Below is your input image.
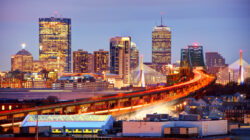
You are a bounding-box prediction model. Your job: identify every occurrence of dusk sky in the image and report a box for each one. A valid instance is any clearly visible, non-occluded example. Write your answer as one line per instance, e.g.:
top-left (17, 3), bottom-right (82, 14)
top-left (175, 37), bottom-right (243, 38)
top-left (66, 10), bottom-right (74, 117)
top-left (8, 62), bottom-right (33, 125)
top-left (0, 0), bottom-right (249, 71)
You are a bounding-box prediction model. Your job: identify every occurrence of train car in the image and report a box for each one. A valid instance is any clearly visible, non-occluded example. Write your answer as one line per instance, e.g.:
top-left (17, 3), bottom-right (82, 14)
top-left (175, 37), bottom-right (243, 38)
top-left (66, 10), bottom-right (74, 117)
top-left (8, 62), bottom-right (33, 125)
top-left (73, 129), bottom-right (83, 134)
top-left (83, 129), bottom-right (92, 134)
top-left (52, 128), bottom-right (62, 134)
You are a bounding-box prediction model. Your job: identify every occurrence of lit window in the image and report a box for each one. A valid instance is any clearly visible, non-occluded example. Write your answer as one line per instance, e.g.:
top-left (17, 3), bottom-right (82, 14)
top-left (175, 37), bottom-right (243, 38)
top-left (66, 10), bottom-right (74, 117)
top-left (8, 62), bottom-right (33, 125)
top-left (9, 105), bottom-right (12, 110)
top-left (2, 105), bottom-right (5, 110)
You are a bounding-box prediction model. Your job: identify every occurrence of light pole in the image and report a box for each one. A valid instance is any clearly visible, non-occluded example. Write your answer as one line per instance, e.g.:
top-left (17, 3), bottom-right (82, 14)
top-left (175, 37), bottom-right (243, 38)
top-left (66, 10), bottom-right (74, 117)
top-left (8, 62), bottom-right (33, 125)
top-left (36, 107), bottom-right (38, 140)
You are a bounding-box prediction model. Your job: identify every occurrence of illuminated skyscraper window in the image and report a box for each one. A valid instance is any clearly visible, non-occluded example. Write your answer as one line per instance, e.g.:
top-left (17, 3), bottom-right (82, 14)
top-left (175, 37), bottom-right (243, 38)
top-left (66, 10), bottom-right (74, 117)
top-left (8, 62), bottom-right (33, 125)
top-left (152, 21), bottom-right (171, 65)
top-left (39, 17), bottom-right (71, 73)
top-left (181, 45), bottom-right (205, 68)
top-left (73, 49), bottom-right (89, 73)
top-left (94, 49), bottom-right (109, 74)
top-left (110, 36), bottom-right (131, 85)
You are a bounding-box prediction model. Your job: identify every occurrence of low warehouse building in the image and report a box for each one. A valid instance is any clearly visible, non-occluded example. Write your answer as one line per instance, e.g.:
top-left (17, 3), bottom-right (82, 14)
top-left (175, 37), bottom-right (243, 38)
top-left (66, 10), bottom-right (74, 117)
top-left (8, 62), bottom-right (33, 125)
top-left (21, 114), bottom-right (114, 135)
top-left (123, 120), bottom-right (228, 137)
top-left (123, 121), bottom-right (168, 137)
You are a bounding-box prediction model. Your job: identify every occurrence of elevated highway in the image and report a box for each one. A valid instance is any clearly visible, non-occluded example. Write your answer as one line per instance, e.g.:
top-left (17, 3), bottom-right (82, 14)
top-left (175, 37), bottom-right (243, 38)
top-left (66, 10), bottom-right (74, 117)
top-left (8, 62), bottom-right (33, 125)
top-left (0, 69), bottom-right (215, 128)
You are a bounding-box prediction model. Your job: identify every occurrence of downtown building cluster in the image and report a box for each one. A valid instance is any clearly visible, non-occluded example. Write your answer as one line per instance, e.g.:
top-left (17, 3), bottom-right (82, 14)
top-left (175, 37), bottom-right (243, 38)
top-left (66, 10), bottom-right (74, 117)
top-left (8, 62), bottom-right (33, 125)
top-left (5, 15), bottom-right (172, 89)
top-left (2, 14), bottom-right (250, 89)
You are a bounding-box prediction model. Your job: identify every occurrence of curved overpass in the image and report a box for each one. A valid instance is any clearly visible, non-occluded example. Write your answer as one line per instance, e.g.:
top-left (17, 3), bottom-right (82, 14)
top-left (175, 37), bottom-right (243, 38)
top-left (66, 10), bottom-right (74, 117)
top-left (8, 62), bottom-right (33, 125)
top-left (0, 69), bottom-right (215, 127)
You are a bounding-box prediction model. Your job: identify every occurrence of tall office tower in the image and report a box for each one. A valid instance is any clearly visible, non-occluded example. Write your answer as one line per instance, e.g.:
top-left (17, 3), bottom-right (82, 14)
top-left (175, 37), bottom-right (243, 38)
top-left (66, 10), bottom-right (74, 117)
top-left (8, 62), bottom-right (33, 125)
top-left (152, 19), bottom-right (171, 67)
top-left (39, 17), bottom-right (71, 73)
top-left (110, 36), bottom-right (131, 85)
top-left (94, 49), bottom-right (109, 74)
top-left (11, 48), bottom-right (33, 72)
top-left (180, 44), bottom-right (205, 68)
top-left (205, 52), bottom-right (226, 67)
top-left (73, 49), bottom-right (89, 73)
top-left (130, 42), bottom-right (139, 70)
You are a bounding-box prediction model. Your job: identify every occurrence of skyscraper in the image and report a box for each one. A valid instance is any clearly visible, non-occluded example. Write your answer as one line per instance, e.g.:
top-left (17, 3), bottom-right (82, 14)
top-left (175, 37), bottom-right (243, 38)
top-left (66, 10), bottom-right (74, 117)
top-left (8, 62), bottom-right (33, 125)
top-left (87, 53), bottom-right (94, 73)
top-left (110, 36), bottom-right (131, 85)
top-left (73, 49), bottom-right (89, 73)
top-left (181, 44), bottom-right (205, 68)
top-left (205, 52), bottom-right (226, 67)
top-left (94, 49), bottom-right (109, 74)
top-left (152, 19), bottom-right (171, 66)
top-left (130, 42), bottom-right (139, 70)
top-left (39, 17), bottom-right (71, 73)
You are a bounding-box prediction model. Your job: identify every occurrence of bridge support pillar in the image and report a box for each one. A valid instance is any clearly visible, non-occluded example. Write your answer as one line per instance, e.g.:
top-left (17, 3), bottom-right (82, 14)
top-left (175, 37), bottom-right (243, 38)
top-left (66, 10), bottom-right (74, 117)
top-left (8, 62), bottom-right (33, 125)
top-left (11, 115), bottom-right (14, 131)
top-left (76, 106), bottom-right (81, 114)
top-left (150, 95), bottom-right (154, 103)
top-left (130, 98), bottom-right (133, 110)
top-left (117, 100), bottom-right (120, 112)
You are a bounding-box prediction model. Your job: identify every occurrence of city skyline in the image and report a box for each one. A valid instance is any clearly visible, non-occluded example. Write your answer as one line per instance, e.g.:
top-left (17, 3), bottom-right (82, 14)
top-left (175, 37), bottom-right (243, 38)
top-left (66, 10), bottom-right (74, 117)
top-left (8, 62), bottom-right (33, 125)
top-left (0, 0), bottom-right (250, 71)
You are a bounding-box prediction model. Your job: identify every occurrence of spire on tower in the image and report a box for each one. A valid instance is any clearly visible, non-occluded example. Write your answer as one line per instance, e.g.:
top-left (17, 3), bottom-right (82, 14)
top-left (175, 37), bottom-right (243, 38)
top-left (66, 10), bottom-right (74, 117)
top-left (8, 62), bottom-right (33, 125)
top-left (160, 11), bottom-right (164, 26)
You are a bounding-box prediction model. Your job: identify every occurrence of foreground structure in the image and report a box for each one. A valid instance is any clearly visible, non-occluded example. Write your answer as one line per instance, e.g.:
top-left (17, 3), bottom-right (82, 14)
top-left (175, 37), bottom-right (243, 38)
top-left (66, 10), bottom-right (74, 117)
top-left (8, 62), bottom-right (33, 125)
top-left (123, 120), bottom-right (227, 137)
top-left (0, 69), bottom-right (215, 129)
top-left (19, 114), bottom-right (114, 135)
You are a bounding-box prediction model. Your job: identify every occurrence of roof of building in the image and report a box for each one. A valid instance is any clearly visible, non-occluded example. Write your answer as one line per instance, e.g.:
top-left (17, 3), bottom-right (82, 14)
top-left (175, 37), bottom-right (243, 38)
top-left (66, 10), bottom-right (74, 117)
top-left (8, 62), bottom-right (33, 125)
top-left (16, 49), bottom-right (32, 56)
top-left (21, 114), bottom-right (114, 128)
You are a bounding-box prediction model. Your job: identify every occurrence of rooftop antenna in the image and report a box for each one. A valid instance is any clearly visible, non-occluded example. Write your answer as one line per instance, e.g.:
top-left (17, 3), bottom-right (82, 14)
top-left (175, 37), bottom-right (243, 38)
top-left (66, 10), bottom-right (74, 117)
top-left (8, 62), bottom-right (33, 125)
top-left (60, 14), bottom-right (63, 20)
top-left (160, 11), bottom-right (164, 26)
top-left (54, 10), bottom-right (58, 18)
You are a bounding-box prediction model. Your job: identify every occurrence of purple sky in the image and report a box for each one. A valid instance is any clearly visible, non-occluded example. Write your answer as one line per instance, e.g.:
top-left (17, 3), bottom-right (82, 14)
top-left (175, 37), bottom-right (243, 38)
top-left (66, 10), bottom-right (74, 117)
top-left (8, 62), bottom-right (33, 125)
top-left (0, 0), bottom-right (249, 71)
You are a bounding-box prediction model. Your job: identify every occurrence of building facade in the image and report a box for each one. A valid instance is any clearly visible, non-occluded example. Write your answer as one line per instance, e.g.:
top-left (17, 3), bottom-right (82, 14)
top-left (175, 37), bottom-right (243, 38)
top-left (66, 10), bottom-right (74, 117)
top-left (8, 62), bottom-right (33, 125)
top-left (94, 49), bottom-right (109, 74)
top-left (87, 53), bottom-right (94, 73)
top-left (39, 17), bottom-right (71, 73)
top-left (11, 49), bottom-right (33, 72)
top-left (205, 52), bottom-right (226, 67)
top-left (181, 45), bottom-right (205, 68)
top-left (73, 49), bottom-right (89, 73)
top-left (110, 36), bottom-right (131, 85)
top-left (130, 42), bottom-right (139, 70)
top-left (152, 24), bottom-right (171, 67)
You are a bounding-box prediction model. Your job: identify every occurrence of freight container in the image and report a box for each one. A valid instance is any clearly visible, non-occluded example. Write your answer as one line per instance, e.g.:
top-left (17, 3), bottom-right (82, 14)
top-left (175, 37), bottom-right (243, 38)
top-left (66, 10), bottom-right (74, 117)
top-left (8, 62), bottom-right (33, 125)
top-left (20, 126), bottom-right (36, 134)
top-left (13, 127), bottom-right (20, 134)
top-left (19, 126), bottom-right (51, 135)
top-left (164, 127), bottom-right (198, 137)
top-left (228, 124), bottom-right (239, 133)
top-left (164, 127), bottom-right (171, 134)
top-left (171, 127), bottom-right (180, 134)
top-left (188, 127), bottom-right (198, 134)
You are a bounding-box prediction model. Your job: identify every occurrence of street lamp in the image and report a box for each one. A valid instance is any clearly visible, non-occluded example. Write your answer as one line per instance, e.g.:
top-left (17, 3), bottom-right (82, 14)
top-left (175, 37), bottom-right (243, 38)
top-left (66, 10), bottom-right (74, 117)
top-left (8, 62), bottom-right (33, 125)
top-left (36, 107), bottom-right (39, 140)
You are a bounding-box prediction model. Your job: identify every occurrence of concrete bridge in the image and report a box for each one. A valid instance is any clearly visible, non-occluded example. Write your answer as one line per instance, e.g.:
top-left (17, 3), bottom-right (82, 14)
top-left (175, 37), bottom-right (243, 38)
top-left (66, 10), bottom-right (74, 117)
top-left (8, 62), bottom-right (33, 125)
top-left (0, 69), bottom-right (215, 128)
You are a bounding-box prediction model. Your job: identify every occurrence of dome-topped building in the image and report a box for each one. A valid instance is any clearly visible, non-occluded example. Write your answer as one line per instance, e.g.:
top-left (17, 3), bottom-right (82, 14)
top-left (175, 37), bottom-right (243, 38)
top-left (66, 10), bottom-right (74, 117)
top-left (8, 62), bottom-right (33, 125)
top-left (16, 49), bottom-right (32, 56)
top-left (11, 48), bottom-right (33, 72)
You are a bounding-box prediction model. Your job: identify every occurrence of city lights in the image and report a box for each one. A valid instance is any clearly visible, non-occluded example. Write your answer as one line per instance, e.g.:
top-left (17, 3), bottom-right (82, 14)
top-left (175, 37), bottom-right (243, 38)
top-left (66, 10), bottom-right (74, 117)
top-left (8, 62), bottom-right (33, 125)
top-left (0, 1), bottom-right (249, 138)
